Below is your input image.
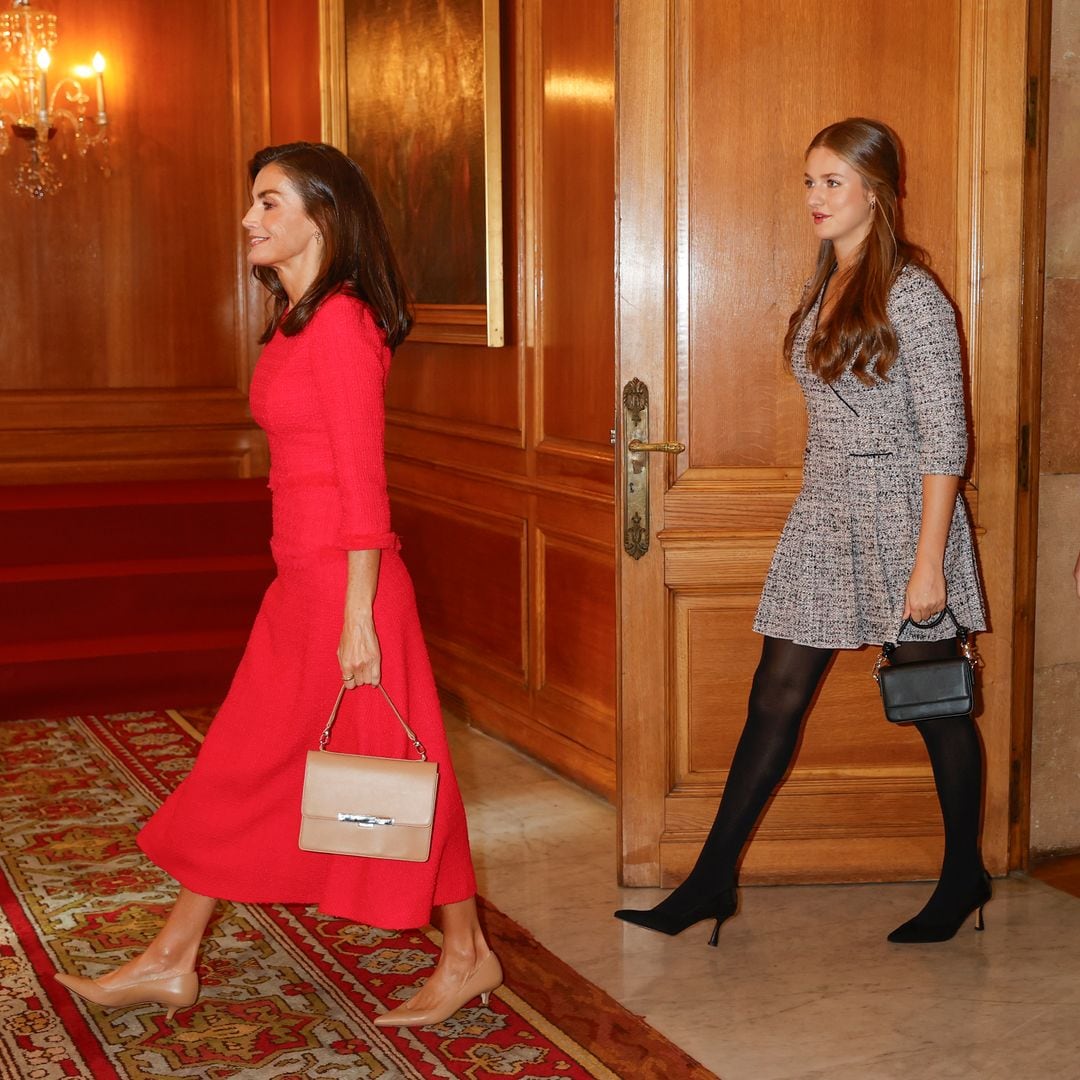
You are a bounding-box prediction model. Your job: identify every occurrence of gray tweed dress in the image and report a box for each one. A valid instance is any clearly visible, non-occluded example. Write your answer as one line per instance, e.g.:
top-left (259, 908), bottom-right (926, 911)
top-left (753, 264), bottom-right (986, 649)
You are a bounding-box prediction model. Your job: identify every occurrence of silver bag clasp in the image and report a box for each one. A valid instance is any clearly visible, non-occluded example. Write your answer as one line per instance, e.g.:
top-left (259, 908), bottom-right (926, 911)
top-left (337, 813), bottom-right (394, 828)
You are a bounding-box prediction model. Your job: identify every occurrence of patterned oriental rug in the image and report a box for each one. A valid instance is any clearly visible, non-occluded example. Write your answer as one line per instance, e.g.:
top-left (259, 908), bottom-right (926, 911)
top-left (0, 709), bottom-right (717, 1080)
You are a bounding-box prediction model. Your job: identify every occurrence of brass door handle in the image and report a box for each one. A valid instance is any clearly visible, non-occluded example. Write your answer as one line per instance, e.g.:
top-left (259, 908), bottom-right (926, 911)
top-left (621, 379), bottom-right (684, 560)
top-left (628, 439), bottom-right (685, 454)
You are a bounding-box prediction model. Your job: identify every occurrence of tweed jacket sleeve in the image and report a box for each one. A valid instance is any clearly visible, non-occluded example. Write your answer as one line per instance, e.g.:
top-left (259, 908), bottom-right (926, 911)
top-left (890, 268), bottom-right (969, 477)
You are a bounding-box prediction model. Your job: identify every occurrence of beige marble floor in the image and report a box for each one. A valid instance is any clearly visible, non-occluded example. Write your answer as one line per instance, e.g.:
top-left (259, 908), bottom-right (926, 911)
top-left (447, 716), bottom-right (1080, 1080)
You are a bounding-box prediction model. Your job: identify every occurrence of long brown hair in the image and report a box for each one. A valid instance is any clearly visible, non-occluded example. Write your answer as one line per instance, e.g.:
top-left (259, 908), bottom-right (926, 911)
top-left (248, 142), bottom-right (413, 350)
top-left (783, 118), bottom-right (926, 384)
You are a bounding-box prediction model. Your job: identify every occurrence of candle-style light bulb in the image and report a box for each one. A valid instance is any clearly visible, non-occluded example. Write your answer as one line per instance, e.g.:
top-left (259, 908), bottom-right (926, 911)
top-left (91, 52), bottom-right (107, 120)
top-left (36, 49), bottom-right (50, 125)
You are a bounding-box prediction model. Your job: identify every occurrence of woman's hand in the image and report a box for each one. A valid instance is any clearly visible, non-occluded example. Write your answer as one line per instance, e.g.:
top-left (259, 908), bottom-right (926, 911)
top-left (903, 557), bottom-right (948, 624)
top-left (339, 613), bottom-right (381, 688)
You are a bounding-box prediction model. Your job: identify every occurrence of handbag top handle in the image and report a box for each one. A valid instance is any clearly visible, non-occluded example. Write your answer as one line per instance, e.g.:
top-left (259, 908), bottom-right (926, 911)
top-left (883, 604), bottom-right (970, 657)
top-left (318, 683), bottom-right (428, 762)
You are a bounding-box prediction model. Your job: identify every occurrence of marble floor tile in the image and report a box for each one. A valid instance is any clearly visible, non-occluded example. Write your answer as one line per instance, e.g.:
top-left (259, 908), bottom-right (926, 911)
top-left (447, 717), bottom-right (1080, 1080)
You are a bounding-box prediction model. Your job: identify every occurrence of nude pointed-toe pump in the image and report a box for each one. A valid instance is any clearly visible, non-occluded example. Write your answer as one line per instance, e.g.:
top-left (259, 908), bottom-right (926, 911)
top-left (374, 951), bottom-right (502, 1029)
top-left (54, 970), bottom-right (200, 1021)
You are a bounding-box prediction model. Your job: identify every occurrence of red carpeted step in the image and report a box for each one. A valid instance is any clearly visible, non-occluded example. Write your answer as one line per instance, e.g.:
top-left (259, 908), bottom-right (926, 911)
top-left (0, 480), bottom-right (273, 717)
top-left (0, 562), bottom-right (274, 645)
top-left (0, 640), bottom-right (248, 720)
top-left (0, 480), bottom-right (272, 565)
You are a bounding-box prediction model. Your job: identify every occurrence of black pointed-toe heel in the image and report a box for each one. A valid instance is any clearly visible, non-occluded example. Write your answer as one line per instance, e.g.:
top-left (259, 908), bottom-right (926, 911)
top-left (887, 871), bottom-right (992, 944)
top-left (974, 901), bottom-right (986, 932)
top-left (615, 887), bottom-right (737, 946)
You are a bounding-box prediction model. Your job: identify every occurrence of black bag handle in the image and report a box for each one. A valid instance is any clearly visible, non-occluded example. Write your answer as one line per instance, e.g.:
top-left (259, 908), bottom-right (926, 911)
top-left (882, 604), bottom-right (970, 659)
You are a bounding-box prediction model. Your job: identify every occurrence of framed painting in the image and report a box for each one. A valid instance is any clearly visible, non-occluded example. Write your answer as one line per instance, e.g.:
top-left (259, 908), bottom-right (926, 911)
top-left (319, 0), bottom-right (505, 346)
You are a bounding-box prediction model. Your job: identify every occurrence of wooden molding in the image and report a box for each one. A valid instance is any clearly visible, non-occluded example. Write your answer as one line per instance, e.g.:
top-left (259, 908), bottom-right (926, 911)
top-left (664, 835), bottom-right (947, 886)
top-left (965, 0), bottom-right (1030, 875)
top-left (317, 0), bottom-right (347, 149)
top-left (669, 770), bottom-right (938, 800)
top-left (1009, 0), bottom-right (1052, 870)
top-left (614, 0), bottom-right (675, 886)
top-left (535, 436), bottom-right (615, 464)
top-left (387, 408), bottom-right (523, 448)
top-left (388, 444), bottom-right (615, 507)
top-left (447, 681), bottom-right (616, 798)
top-left (409, 304), bottom-right (493, 346)
top-left (0, 389), bottom-right (254, 431)
top-left (535, 529), bottom-right (615, 716)
top-left (424, 628), bottom-right (527, 684)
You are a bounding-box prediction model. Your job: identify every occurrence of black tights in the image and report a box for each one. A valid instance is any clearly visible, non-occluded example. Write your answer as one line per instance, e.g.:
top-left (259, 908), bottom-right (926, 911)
top-left (678, 636), bottom-right (985, 914)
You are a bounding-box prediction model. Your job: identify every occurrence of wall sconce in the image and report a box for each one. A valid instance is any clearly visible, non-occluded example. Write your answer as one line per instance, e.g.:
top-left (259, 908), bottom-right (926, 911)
top-left (0, 0), bottom-right (109, 199)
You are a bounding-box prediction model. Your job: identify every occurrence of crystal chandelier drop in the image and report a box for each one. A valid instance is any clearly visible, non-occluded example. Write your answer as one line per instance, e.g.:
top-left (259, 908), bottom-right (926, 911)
top-left (0, 0), bottom-right (109, 198)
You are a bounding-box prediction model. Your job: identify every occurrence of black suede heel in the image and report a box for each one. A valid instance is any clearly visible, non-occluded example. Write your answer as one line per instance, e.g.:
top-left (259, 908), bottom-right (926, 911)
top-left (615, 887), bottom-right (738, 946)
top-left (887, 870), bottom-right (992, 943)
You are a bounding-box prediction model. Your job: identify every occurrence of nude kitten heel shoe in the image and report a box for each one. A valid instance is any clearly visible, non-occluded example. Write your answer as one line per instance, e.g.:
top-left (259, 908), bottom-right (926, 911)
top-left (54, 971), bottom-right (200, 1021)
top-left (374, 950), bottom-right (502, 1028)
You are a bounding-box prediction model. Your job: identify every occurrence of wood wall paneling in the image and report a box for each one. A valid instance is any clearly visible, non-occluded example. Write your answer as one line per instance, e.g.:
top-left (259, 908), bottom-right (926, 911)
top-left (0, 0), bottom-right (619, 800)
top-left (391, 493), bottom-right (527, 681)
top-left (378, 0), bottom-right (618, 796)
top-left (538, 0), bottom-right (616, 451)
top-left (0, 0), bottom-right (271, 483)
top-left (268, 0), bottom-right (323, 143)
top-left (538, 530), bottom-right (616, 755)
top-left (684, 0), bottom-right (960, 472)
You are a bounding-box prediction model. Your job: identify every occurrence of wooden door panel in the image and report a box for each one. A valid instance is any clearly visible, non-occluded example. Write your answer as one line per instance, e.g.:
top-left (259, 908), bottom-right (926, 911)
top-left (541, 536), bottom-right (617, 722)
top-left (618, 0), bottom-right (1030, 886)
top-left (674, 600), bottom-right (931, 777)
top-left (674, 596), bottom-right (762, 778)
top-left (683, 0), bottom-right (962, 472)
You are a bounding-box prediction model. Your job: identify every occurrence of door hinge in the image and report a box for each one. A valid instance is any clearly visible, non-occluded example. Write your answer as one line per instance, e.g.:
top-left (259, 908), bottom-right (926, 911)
top-left (1018, 422), bottom-right (1031, 491)
top-left (1008, 757), bottom-right (1023, 827)
top-left (1025, 75), bottom-right (1039, 149)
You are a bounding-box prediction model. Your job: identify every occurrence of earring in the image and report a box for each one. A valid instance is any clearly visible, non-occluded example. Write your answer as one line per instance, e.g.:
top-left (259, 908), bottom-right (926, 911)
top-left (314, 231), bottom-right (322, 243)
top-left (869, 199), bottom-right (877, 212)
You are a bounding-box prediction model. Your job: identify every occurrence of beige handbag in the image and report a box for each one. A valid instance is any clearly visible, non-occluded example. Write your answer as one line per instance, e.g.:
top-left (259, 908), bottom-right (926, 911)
top-left (299, 683), bottom-right (439, 862)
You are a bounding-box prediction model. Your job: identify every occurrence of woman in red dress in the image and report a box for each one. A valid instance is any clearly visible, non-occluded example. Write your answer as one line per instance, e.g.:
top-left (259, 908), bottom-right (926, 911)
top-left (55, 143), bottom-right (501, 1028)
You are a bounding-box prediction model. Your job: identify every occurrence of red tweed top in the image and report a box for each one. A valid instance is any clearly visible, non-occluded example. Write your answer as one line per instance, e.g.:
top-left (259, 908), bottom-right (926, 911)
top-left (252, 291), bottom-right (398, 555)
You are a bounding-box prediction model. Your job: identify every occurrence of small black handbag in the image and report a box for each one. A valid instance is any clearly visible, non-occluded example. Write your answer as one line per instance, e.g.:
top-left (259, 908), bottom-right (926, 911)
top-left (874, 606), bottom-right (979, 724)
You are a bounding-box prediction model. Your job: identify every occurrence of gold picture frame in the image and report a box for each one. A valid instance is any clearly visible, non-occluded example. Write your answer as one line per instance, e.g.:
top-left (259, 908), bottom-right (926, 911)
top-left (319, 0), bottom-right (504, 347)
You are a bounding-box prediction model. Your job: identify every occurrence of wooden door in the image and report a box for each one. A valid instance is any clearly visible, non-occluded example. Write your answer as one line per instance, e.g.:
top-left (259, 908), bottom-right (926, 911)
top-left (616, 0), bottom-right (1033, 886)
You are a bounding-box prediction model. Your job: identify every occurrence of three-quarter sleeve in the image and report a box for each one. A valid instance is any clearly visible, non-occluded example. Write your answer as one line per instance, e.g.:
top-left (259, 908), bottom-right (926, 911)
top-left (895, 272), bottom-right (969, 476)
top-left (306, 295), bottom-right (397, 550)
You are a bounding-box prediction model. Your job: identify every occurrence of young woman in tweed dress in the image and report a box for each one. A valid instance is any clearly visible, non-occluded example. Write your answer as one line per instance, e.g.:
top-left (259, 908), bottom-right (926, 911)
top-left (616, 118), bottom-right (989, 946)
